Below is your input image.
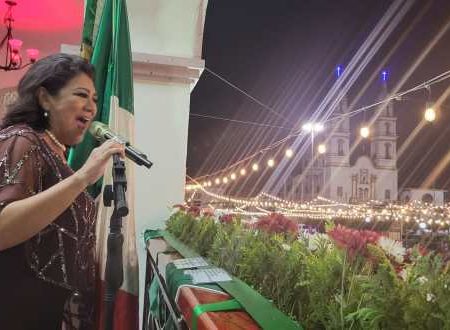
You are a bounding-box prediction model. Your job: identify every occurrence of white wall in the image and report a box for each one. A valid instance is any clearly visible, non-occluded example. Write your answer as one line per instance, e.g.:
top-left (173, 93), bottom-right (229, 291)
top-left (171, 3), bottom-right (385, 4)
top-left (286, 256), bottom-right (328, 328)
top-left (400, 189), bottom-right (446, 206)
top-left (128, 0), bottom-right (205, 58)
top-left (325, 166), bottom-right (350, 201)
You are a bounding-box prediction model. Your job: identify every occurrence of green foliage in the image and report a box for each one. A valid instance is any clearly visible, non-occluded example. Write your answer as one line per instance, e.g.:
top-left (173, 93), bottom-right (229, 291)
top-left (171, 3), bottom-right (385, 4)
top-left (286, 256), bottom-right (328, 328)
top-left (165, 211), bottom-right (450, 329)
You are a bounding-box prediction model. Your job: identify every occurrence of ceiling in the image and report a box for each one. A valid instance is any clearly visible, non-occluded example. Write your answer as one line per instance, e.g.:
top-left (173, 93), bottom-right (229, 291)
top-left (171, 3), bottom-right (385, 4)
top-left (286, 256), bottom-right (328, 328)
top-left (0, 0), bottom-right (84, 88)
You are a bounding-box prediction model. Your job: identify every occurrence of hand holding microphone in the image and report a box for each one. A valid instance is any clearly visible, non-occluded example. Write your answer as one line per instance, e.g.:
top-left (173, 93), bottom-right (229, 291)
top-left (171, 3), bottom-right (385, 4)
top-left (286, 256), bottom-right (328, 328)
top-left (88, 121), bottom-right (153, 169)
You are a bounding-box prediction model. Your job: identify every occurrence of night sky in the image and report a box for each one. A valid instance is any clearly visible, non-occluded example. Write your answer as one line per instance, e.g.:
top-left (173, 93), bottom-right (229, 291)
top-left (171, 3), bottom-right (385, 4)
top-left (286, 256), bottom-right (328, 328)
top-left (188, 0), bottom-right (450, 196)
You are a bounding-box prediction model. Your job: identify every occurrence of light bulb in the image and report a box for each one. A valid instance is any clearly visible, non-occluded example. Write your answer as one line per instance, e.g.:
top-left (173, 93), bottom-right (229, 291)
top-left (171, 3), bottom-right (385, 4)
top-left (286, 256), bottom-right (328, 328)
top-left (424, 107), bottom-right (436, 122)
top-left (360, 126), bottom-right (370, 138)
top-left (8, 39), bottom-right (23, 53)
top-left (252, 163), bottom-right (259, 171)
top-left (240, 168), bottom-right (246, 176)
top-left (26, 48), bottom-right (39, 62)
top-left (285, 148), bottom-right (293, 158)
top-left (317, 144), bottom-right (326, 154)
top-left (267, 159), bottom-right (275, 167)
top-left (302, 123), bottom-right (313, 132)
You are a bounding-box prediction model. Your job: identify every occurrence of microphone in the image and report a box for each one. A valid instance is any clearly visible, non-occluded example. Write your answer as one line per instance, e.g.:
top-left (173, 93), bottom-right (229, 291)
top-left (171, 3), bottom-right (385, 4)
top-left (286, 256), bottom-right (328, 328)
top-left (89, 121), bottom-right (153, 169)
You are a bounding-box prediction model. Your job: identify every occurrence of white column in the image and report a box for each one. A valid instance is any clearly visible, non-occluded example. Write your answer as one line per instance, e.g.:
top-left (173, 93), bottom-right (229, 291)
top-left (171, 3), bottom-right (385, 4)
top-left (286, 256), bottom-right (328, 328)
top-left (127, 1), bottom-right (208, 326)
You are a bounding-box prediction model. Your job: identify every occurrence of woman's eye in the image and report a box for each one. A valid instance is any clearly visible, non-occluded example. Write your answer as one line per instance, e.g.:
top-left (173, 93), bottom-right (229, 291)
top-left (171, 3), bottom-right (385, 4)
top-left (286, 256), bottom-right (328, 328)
top-left (75, 92), bottom-right (88, 98)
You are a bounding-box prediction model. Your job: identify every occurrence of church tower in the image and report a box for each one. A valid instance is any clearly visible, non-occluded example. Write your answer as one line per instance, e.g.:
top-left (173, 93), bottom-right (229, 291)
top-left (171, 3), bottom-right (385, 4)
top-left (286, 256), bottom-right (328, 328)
top-left (326, 96), bottom-right (351, 168)
top-left (370, 72), bottom-right (397, 171)
top-left (368, 71), bottom-right (398, 201)
top-left (321, 94), bottom-right (352, 201)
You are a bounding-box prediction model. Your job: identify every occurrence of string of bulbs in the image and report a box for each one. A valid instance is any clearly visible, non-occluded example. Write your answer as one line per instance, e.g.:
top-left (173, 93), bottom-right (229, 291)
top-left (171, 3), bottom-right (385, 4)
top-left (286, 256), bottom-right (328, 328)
top-left (191, 68), bottom-right (450, 186)
top-left (185, 178), bottom-right (450, 228)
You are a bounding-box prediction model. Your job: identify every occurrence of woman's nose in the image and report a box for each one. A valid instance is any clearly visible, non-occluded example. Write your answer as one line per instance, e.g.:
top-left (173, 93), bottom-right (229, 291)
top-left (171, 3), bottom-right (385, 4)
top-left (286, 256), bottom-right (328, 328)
top-left (85, 97), bottom-right (97, 114)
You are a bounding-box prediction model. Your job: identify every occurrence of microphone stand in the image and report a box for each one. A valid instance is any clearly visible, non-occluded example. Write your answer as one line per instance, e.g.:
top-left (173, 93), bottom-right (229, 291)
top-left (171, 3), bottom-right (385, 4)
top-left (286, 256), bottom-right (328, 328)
top-left (103, 154), bottom-right (129, 330)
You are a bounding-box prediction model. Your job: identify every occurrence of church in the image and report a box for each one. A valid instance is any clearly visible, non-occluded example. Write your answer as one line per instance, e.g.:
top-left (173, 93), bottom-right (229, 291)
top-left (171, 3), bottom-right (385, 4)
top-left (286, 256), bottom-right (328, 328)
top-left (289, 82), bottom-right (398, 203)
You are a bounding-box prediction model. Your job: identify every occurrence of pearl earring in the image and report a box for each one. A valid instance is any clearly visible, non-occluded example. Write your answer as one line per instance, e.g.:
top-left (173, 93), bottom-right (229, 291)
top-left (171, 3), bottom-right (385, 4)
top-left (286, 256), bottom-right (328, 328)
top-left (43, 111), bottom-right (49, 118)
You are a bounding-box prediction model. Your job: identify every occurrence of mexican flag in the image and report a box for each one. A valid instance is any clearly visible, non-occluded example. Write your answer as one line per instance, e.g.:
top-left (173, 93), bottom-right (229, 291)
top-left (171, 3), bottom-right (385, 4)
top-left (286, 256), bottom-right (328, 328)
top-left (68, 0), bottom-right (138, 328)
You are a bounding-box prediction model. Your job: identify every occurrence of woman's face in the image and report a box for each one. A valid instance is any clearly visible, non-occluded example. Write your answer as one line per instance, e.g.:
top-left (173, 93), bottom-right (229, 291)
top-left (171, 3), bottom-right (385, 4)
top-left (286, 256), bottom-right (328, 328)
top-left (43, 73), bottom-right (97, 146)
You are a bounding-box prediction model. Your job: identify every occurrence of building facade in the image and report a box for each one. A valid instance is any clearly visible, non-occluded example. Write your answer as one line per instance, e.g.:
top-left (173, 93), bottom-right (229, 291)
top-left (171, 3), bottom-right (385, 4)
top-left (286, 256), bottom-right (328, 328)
top-left (400, 188), bottom-right (446, 206)
top-left (290, 84), bottom-right (398, 203)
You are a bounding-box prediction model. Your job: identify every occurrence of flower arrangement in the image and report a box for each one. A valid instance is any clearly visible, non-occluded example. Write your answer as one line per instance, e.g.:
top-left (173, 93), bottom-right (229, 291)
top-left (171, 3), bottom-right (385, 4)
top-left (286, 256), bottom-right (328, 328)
top-left (255, 212), bottom-right (299, 235)
top-left (165, 209), bottom-right (450, 329)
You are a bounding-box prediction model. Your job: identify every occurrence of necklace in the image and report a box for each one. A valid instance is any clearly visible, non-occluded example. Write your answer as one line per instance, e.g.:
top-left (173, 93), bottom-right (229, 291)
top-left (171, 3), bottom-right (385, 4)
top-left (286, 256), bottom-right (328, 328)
top-left (45, 129), bottom-right (67, 153)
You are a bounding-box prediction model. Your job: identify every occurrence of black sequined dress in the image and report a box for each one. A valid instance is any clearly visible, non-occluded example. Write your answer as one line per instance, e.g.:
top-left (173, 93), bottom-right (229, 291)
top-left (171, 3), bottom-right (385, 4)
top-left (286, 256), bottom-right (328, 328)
top-left (0, 125), bottom-right (97, 329)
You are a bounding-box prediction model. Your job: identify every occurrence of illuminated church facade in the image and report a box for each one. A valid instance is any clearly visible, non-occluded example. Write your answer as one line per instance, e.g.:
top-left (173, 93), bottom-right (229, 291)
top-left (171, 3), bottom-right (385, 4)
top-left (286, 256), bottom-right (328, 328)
top-left (289, 85), bottom-right (398, 203)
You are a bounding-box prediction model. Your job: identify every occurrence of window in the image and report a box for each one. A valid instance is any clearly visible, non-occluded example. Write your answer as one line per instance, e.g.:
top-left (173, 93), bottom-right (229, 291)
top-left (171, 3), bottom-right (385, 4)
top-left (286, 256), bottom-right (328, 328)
top-left (422, 193), bottom-right (434, 204)
top-left (384, 143), bottom-right (392, 159)
top-left (360, 169), bottom-right (368, 184)
top-left (385, 122), bottom-right (391, 135)
top-left (363, 188), bottom-right (369, 200)
top-left (337, 186), bottom-right (343, 199)
top-left (338, 139), bottom-right (345, 156)
top-left (385, 189), bottom-right (391, 200)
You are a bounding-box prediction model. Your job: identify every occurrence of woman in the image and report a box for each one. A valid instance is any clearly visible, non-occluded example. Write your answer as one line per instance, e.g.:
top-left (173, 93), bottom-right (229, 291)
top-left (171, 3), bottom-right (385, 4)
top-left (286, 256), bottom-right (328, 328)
top-left (0, 53), bottom-right (125, 329)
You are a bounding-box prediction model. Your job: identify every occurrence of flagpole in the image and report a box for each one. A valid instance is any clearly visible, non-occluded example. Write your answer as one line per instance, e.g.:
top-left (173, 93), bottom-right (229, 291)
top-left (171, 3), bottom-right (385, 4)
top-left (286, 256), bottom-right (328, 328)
top-left (103, 154), bottom-right (128, 330)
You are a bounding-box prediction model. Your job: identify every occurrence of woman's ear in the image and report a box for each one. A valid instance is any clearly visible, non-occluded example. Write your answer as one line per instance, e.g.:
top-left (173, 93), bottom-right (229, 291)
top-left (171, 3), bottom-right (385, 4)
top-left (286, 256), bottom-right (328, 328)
top-left (36, 87), bottom-right (52, 111)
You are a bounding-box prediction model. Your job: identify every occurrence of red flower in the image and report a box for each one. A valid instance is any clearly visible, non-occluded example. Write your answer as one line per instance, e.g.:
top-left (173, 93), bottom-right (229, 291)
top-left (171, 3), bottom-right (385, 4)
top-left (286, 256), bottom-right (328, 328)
top-left (255, 213), bottom-right (298, 235)
top-left (187, 206), bottom-right (201, 217)
top-left (417, 243), bottom-right (429, 257)
top-left (219, 214), bottom-right (234, 224)
top-left (328, 225), bottom-right (380, 258)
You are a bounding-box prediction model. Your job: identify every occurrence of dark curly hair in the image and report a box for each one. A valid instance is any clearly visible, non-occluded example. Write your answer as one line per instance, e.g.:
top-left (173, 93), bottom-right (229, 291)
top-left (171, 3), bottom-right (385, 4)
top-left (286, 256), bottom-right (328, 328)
top-left (1, 53), bottom-right (95, 130)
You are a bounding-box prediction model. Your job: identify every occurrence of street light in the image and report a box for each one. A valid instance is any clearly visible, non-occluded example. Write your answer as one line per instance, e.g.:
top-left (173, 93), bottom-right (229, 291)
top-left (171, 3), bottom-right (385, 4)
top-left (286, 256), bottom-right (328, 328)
top-left (302, 122), bottom-right (324, 199)
top-left (302, 122), bottom-right (325, 161)
top-left (302, 122), bottom-right (324, 133)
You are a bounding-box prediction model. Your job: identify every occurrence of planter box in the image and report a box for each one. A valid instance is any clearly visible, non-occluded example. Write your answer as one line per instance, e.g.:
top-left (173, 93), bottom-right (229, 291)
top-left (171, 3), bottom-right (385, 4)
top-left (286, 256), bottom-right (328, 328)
top-left (143, 231), bottom-right (302, 330)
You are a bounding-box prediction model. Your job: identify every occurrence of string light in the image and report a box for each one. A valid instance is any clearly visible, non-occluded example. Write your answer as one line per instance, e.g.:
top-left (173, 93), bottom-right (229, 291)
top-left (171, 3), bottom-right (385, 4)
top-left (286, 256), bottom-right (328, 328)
top-left (193, 69), bottom-right (450, 182)
top-left (181, 187), bottom-right (450, 226)
top-left (252, 163), bottom-right (259, 171)
top-left (267, 159), bottom-right (275, 167)
top-left (424, 107), bottom-right (436, 122)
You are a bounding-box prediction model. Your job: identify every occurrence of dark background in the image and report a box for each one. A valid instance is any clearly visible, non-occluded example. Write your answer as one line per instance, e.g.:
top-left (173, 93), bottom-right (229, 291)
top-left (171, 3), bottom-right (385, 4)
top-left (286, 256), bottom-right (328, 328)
top-left (188, 0), bottom-right (450, 196)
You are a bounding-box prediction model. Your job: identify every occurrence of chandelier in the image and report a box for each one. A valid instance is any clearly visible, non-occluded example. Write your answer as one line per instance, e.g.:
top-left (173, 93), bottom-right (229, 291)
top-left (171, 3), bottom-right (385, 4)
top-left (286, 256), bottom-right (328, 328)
top-left (0, 0), bottom-right (39, 71)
